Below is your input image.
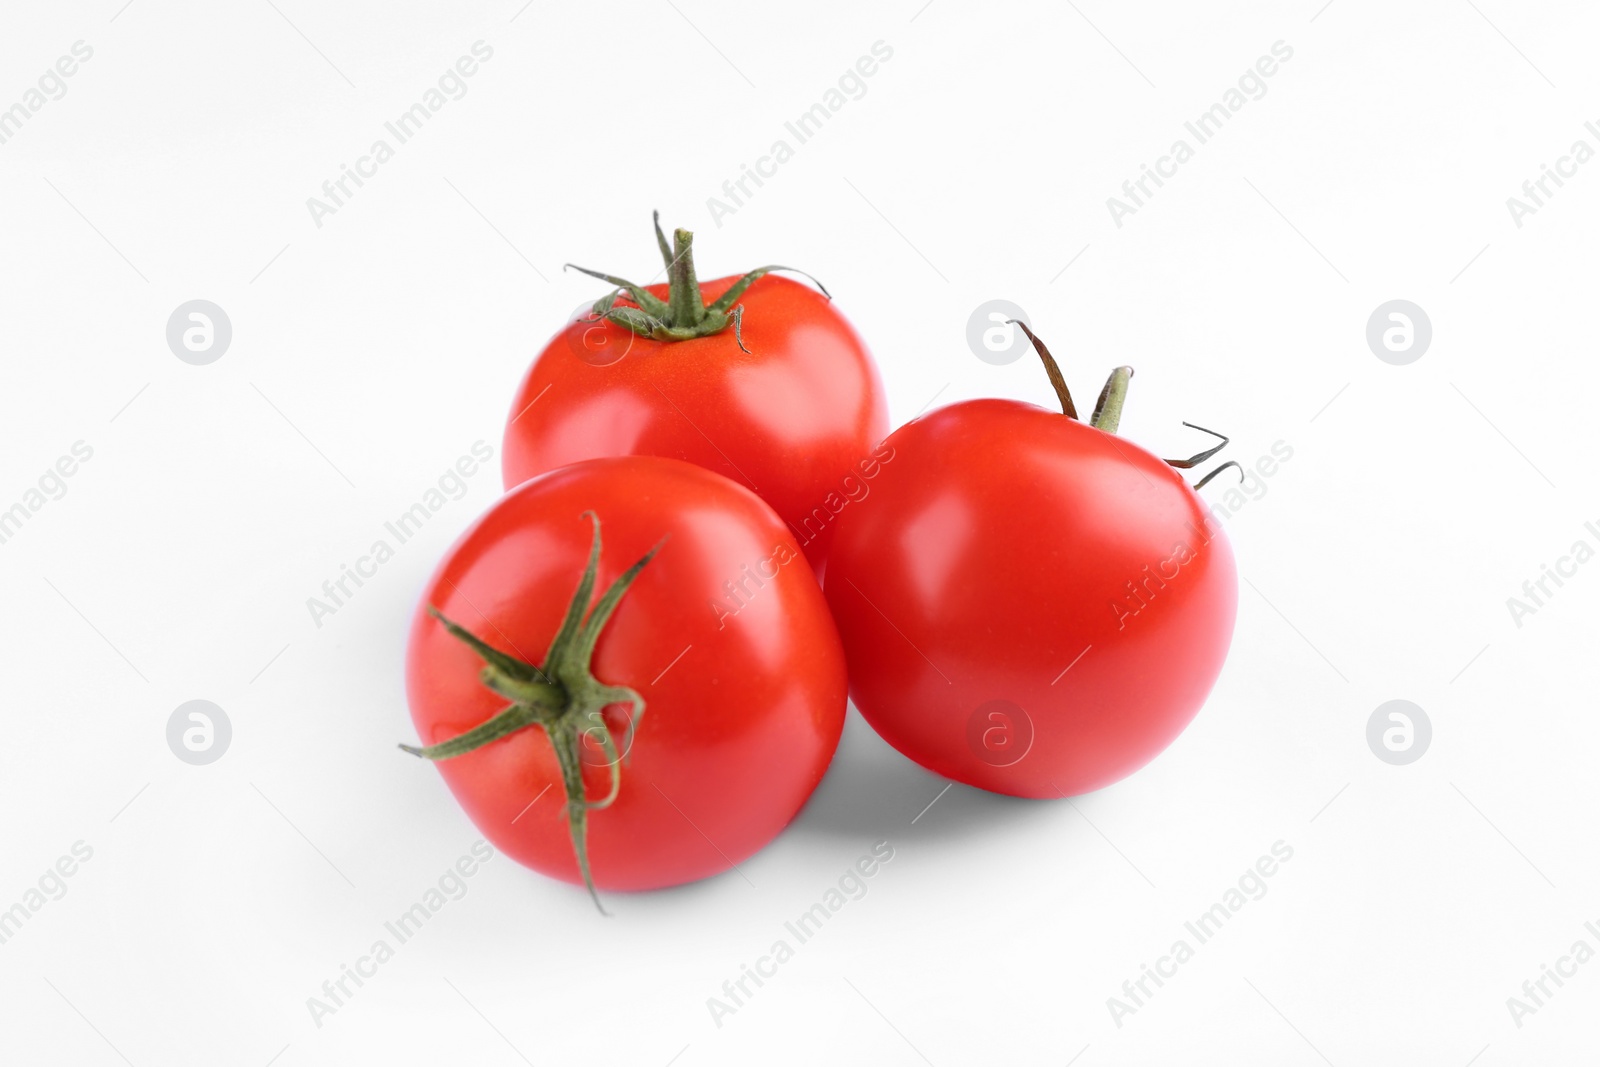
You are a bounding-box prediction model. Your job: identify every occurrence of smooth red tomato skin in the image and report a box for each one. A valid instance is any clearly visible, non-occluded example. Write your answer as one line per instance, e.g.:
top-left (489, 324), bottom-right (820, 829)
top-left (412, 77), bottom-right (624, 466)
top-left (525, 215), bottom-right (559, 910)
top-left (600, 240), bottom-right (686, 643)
top-left (503, 275), bottom-right (888, 569)
top-left (406, 457), bottom-right (847, 891)
top-left (822, 400), bottom-right (1237, 799)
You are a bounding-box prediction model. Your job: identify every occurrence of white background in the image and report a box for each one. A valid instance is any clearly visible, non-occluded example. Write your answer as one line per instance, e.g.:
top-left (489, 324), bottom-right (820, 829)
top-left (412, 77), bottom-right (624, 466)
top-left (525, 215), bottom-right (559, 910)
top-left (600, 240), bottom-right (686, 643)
top-left (2, 0), bottom-right (1597, 1063)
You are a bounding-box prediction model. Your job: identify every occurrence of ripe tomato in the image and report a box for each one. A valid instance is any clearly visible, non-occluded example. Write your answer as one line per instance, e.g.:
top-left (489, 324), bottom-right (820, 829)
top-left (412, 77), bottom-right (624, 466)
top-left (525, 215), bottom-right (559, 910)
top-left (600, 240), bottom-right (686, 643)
top-left (403, 456), bottom-right (846, 904)
top-left (822, 330), bottom-right (1238, 798)
top-left (502, 215), bottom-right (887, 570)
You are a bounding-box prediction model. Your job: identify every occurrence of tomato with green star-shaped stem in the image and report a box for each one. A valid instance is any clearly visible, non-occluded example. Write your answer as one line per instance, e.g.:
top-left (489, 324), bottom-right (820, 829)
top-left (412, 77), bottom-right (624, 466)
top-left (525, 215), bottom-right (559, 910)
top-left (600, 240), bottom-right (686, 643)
top-left (502, 213), bottom-right (888, 572)
top-left (403, 456), bottom-right (847, 908)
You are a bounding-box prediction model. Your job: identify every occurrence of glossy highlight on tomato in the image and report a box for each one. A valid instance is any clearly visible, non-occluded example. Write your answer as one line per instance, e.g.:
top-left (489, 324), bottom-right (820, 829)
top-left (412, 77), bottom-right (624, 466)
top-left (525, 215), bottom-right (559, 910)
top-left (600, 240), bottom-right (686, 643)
top-left (405, 456), bottom-right (847, 894)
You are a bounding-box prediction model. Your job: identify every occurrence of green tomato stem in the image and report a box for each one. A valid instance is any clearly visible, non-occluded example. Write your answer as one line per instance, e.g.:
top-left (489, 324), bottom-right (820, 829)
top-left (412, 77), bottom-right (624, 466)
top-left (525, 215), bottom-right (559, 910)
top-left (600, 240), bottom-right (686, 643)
top-left (1090, 366), bottom-right (1134, 434)
top-left (399, 513), bottom-right (663, 912)
top-left (562, 212), bottom-right (830, 346)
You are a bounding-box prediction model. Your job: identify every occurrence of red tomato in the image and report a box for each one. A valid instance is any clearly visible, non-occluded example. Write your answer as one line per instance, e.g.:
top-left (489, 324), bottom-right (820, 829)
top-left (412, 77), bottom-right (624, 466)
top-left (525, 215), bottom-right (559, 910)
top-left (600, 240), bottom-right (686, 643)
top-left (404, 456), bottom-right (846, 902)
top-left (822, 344), bottom-right (1237, 799)
top-left (503, 217), bottom-right (887, 570)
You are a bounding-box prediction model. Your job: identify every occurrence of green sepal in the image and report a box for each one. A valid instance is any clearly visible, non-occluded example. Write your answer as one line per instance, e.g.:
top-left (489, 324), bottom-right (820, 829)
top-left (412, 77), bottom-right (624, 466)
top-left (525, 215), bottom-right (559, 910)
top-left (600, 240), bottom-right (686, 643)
top-left (570, 215), bottom-right (828, 349)
top-left (399, 513), bottom-right (662, 912)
